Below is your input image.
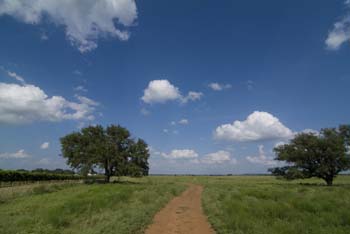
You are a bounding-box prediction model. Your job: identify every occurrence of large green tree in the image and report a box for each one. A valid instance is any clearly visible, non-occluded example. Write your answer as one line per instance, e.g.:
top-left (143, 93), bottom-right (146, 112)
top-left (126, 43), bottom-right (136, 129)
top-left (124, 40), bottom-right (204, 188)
top-left (269, 125), bottom-right (350, 186)
top-left (60, 125), bottom-right (149, 182)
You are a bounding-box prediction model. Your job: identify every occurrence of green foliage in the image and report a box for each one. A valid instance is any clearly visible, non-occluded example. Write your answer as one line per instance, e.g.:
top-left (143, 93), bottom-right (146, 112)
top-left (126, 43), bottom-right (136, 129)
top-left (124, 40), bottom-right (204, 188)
top-left (0, 170), bottom-right (83, 182)
top-left (0, 177), bottom-right (186, 234)
top-left (60, 124), bottom-right (149, 182)
top-left (270, 125), bottom-right (350, 186)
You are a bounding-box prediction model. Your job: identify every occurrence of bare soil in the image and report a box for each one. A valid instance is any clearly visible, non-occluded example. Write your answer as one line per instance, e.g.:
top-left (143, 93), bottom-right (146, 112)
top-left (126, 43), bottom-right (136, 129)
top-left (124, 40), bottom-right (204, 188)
top-left (145, 184), bottom-right (215, 234)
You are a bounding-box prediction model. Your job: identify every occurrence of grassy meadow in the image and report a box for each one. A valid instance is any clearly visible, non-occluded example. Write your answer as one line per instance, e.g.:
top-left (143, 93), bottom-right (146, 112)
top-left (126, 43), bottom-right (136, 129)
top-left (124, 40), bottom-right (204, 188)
top-left (200, 176), bottom-right (350, 234)
top-left (0, 177), bottom-right (186, 234)
top-left (0, 175), bottom-right (350, 234)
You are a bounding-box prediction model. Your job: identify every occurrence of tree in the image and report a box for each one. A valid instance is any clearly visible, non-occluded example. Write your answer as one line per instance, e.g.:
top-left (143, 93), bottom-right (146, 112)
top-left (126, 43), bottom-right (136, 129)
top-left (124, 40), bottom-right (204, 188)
top-left (60, 124), bottom-right (149, 182)
top-left (127, 139), bottom-right (150, 177)
top-left (269, 125), bottom-right (350, 186)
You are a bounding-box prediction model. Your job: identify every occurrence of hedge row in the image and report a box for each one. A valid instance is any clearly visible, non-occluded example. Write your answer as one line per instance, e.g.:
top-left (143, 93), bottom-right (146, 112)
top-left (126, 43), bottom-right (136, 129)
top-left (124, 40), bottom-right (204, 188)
top-left (0, 170), bottom-right (84, 182)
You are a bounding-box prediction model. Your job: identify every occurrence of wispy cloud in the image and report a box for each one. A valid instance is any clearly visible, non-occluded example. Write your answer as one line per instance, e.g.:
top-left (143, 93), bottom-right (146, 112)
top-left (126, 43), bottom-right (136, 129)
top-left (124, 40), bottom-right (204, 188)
top-left (40, 142), bottom-right (49, 150)
top-left (325, 1), bottom-right (350, 50)
top-left (208, 82), bottom-right (231, 91)
top-left (0, 0), bottom-right (138, 53)
top-left (0, 149), bottom-right (30, 159)
top-left (246, 145), bottom-right (277, 166)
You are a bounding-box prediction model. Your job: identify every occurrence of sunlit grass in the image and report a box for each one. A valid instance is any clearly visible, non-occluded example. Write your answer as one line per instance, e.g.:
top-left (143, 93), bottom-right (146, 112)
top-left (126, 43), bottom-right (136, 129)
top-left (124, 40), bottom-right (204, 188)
top-left (1, 175), bottom-right (350, 234)
top-left (0, 177), bottom-right (186, 234)
top-left (200, 176), bottom-right (350, 234)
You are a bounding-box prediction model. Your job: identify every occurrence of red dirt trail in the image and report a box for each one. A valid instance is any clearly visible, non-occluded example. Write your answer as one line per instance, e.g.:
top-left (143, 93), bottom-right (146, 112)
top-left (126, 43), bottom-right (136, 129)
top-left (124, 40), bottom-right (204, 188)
top-left (145, 184), bottom-right (215, 234)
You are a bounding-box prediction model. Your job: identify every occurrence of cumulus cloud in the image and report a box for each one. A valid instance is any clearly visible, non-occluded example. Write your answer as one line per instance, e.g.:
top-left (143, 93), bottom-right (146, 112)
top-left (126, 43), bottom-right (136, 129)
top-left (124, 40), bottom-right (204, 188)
top-left (141, 80), bottom-right (203, 104)
top-left (208, 83), bottom-right (231, 91)
top-left (0, 0), bottom-right (138, 52)
top-left (162, 149), bottom-right (199, 159)
top-left (201, 150), bottom-right (237, 164)
top-left (214, 111), bottom-right (294, 142)
top-left (0, 82), bottom-right (99, 124)
top-left (142, 80), bottom-right (181, 104)
top-left (325, 1), bottom-right (350, 50)
top-left (246, 145), bottom-right (277, 166)
top-left (40, 142), bottom-right (49, 149)
top-left (0, 149), bottom-right (30, 159)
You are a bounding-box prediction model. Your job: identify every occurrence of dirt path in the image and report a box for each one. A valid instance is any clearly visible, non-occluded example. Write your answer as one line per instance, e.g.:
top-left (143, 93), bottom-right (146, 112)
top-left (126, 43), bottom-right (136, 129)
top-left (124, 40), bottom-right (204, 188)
top-left (145, 184), bottom-right (215, 234)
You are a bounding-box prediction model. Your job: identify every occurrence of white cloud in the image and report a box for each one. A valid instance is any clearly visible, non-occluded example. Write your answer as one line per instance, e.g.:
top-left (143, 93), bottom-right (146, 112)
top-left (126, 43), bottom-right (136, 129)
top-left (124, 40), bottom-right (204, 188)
top-left (75, 95), bottom-right (99, 107)
top-left (182, 91), bottom-right (203, 103)
top-left (208, 83), bottom-right (231, 91)
top-left (170, 121), bottom-right (176, 125)
top-left (141, 80), bottom-right (203, 104)
top-left (162, 149), bottom-right (198, 159)
top-left (325, 2), bottom-right (350, 50)
top-left (178, 119), bottom-right (189, 125)
top-left (201, 150), bottom-right (236, 164)
top-left (214, 111), bottom-right (294, 142)
top-left (274, 141), bottom-right (286, 148)
top-left (141, 80), bottom-right (181, 104)
top-left (246, 145), bottom-right (277, 166)
top-left (40, 142), bottom-right (49, 149)
top-left (7, 71), bottom-right (26, 84)
top-left (163, 129), bottom-right (169, 133)
top-left (0, 149), bottom-right (30, 159)
top-left (0, 0), bottom-right (138, 53)
top-left (73, 70), bottom-right (83, 76)
top-left (74, 85), bottom-right (87, 92)
top-left (301, 128), bottom-right (319, 135)
top-left (0, 82), bottom-right (99, 124)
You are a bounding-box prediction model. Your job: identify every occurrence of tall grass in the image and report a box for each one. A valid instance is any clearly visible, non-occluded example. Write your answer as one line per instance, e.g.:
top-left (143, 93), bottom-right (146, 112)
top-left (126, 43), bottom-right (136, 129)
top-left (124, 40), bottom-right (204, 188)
top-left (200, 176), bottom-right (350, 234)
top-left (0, 177), bottom-right (186, 234)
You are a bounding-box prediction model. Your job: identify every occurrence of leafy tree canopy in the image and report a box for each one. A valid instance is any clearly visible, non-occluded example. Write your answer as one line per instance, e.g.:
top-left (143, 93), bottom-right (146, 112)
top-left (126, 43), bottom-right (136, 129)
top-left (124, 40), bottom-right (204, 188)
top-left (269, 125), bottom-right (350, 186)
top-left (60, 124), bottom-right (149, 182)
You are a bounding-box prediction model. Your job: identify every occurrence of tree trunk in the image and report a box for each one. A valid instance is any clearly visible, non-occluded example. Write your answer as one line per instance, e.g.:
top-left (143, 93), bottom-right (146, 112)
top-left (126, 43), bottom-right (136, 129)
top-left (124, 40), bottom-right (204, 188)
top-left (105, 164), bottom-right (110, 183)
top-left (325, 177), bottom-right (333, 186)
top-left (105, 174), bottom-right (110, 183)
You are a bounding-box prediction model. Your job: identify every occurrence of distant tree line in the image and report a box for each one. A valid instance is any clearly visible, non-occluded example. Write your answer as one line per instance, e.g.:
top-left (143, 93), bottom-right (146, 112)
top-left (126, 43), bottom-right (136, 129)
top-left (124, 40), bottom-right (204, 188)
top-left (60, 124), bottom-right (149, 182)
top-left (10, 168), bottom-right (76, 175)
top-left (0, 170), bottom-right (83, 182)
top-left (270, 125), bottom-right (350, 186)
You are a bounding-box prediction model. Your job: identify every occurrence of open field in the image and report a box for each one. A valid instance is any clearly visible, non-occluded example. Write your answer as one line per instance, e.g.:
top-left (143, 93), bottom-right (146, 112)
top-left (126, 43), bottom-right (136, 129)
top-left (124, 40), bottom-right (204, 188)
top-left (0, 177), bottom-right (186, 234)
top-left (200, 176), bottom-right (350, 234)
top-left (0, 176), bottom-right (350, 234)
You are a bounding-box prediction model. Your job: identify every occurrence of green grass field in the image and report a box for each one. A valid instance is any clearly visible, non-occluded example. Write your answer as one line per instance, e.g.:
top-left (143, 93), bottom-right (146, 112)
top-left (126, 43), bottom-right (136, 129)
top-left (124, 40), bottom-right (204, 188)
top-left (200, 176), bottom-right (350, 234)
top-left (0, 176), bottom-right (349, 234)
top-left (0, 177), bottom-right (186, 234)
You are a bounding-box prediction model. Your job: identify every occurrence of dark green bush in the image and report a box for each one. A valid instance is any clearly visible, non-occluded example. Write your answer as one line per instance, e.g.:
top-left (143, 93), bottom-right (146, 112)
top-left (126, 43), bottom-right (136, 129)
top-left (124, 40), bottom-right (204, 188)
top-left (0, 170), bottom-right (84, 182)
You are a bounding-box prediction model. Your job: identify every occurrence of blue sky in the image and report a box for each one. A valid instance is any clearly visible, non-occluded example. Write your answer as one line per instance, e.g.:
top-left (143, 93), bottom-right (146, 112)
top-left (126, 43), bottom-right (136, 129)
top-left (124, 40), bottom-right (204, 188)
top-left (0, 0), bottom-right (350, 174)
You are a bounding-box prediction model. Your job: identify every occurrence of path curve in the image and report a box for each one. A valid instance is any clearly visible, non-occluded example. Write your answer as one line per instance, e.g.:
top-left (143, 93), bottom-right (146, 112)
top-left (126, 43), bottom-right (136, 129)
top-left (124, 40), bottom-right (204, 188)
top-left (145, 184), bottom-right (215, 234)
